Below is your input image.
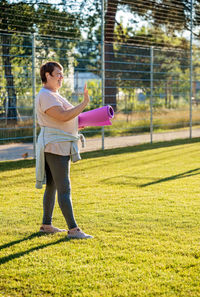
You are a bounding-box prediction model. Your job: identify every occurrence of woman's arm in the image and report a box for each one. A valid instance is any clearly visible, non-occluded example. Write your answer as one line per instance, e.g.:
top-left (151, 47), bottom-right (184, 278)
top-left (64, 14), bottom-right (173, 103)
top-left (45, 84), bottom-right (90, 122)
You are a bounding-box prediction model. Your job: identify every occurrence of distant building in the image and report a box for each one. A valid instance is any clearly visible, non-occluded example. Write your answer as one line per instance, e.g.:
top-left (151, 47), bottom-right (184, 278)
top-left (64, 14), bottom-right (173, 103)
top-left (138, 92), bottom-right (146, 102)
top-left (74, 71), bottom-right (100, 94)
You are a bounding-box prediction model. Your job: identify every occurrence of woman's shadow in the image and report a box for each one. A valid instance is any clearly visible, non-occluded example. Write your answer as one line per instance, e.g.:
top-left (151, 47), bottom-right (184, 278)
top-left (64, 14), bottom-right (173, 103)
top-left (0, 232), bottom-right (69, 265)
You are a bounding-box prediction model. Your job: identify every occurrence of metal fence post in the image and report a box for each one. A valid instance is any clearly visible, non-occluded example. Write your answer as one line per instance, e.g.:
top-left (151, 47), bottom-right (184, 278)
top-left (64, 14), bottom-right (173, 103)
top-left (32, 33), bottom-right (37, 158)
top-left (189, 0), bottom-right (193, 139)
top-left (150, 46), bottom-right (154, 143)
top-left (101, 0), bottom-right (105, 150)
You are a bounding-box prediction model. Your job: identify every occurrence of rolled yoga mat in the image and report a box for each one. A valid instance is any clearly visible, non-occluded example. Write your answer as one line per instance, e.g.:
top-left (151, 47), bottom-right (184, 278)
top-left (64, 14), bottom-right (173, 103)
top-left (78, 105), bottom-right (114, 128)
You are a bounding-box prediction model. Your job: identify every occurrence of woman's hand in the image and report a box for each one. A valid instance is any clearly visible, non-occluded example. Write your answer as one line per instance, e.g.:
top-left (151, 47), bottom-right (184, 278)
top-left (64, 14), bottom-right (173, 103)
top-left (83, 83), bottom-right (90, 105)
top-left (45, 83), bottom-right (90, 122)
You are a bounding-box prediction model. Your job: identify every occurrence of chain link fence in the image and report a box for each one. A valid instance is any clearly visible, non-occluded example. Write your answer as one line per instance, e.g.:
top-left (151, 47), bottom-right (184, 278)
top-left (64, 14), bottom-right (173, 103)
top-left (0, 0), bottom-right (200, 159)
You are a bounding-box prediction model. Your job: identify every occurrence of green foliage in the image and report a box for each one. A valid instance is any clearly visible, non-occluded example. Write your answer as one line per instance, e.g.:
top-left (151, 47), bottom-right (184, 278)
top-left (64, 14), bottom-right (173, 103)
top-left (114, 24), bottom-right (191, 109)
top-left (77, 80), bottom-right (102, 111)
top-left (1, 0), bottom-right (200, 125)
top-left (0, 0), bottom-right (83, 120)
top-left (87, 80), bottom-right (102, 109)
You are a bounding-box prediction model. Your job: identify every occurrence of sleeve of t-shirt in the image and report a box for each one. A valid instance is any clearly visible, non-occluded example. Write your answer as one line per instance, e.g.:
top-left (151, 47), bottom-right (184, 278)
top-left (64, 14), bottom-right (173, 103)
top-left (39, 91), bottom-right (62, 113)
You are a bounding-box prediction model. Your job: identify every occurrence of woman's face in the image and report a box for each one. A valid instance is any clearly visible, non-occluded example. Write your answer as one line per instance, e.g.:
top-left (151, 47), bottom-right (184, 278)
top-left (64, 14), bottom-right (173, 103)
top-left (46, 67), bottom-right (64, 90)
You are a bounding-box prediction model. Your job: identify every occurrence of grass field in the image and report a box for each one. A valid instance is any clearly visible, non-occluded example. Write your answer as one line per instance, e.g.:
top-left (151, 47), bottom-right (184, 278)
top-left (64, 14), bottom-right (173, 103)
top-left (0, 139), bottom-right (200, 297)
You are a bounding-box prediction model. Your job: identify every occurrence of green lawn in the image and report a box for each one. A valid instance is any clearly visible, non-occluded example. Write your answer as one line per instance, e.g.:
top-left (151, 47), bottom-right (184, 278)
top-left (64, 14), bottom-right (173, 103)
top-left (0, 139), bottom-right (200, 297)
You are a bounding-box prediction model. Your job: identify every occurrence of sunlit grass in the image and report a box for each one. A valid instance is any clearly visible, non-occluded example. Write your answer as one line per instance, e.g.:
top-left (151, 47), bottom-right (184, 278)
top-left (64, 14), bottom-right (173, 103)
top-left (0, 138), bottom-right (200, 297)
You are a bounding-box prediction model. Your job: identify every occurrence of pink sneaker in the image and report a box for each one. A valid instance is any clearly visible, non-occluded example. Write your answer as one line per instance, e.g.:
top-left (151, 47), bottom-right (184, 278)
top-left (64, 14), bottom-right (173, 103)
top-left (39, 225), bottom-right (67, 234)
top-left (67, 228), bottom-right (93, 239)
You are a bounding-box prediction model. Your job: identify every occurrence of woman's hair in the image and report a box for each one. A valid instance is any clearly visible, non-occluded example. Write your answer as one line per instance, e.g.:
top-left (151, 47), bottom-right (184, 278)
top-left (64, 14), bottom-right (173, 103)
top-left (40, 61), bottom-right (63, 83)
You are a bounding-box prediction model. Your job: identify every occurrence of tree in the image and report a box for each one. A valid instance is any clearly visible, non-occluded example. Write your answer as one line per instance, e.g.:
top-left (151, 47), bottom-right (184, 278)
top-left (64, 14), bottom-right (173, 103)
top-left (115, 25), bottom-right (190, 108)
top-left (0, 0), bottom-right (82, 123)
top-left (104, 1), bottom-right (118, 111)
top-left (1, 0), bottom-right (199, 121)
top-left (103, 0), bottom-right (195, 110)
top-left (0, 0), bottom-right (35, 123)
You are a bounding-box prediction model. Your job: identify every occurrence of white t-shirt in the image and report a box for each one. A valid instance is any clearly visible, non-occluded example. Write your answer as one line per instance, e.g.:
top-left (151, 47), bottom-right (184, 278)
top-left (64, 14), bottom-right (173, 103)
top-left (36, 87), bottom-right (78, 156)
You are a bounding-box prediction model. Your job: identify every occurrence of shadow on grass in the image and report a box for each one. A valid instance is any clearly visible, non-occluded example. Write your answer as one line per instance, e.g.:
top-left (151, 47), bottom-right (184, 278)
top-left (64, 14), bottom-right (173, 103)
top-left (0, 232), bottom-right (45, 250)
top-left (100, 168), bottom-right (200, 188)
top-left (80, 137), bottom-right (200, 159)
top-left (0, 232), bottom-right (69, 265)
top-left (140, 168), bottom-right (200, 187)
top-left (0, 159), bottom-right (35, 172)
top-left (0, 137), bottom-right (200, 172)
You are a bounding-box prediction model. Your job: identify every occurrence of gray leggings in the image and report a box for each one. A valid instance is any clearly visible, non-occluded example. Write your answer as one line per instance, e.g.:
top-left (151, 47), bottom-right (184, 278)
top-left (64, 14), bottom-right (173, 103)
top-left (43, 152), bottom-right (77, 229)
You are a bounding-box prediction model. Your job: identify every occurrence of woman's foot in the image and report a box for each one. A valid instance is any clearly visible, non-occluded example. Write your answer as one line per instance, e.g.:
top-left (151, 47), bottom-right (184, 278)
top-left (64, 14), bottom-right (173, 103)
top-left (39, 224), bottom-right (67, 234)
top-left (67, 227), bottom-right (93, 239)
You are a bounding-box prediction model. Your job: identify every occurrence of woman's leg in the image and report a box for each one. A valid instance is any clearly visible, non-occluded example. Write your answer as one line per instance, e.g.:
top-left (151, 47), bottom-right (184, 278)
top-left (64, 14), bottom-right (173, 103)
top-left (42, 154), bottom-right (56, 225)
top-left (44, 152), bottom-right (77, 230)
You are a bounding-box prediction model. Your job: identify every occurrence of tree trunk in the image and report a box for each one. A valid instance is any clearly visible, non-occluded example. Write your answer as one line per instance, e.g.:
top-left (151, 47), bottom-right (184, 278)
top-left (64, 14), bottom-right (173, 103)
top-left (192, 80), bottom-right (196, 103)
top-left (165, 81), bottom-right (168, 108)
top-left (104, 0), bottom-right (118, 111)
top-left (2, 33), bottom-right (17, 124)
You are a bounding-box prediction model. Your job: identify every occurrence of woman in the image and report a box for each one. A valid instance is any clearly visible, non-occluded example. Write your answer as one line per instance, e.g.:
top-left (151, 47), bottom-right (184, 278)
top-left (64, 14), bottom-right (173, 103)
top-left (35, 61), bottom-right (92, 239)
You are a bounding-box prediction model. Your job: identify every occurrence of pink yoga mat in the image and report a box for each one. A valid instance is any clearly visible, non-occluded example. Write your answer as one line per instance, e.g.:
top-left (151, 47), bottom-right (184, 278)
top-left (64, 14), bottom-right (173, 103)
top-left (78, 105), bottom-right (114, 128)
